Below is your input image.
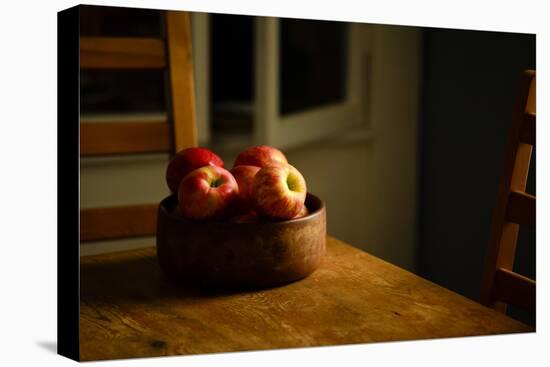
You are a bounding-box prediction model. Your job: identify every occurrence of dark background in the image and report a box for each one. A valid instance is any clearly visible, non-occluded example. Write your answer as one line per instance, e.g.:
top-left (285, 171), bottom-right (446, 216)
top-left (418, 28), bottom-right (536, 325)
top-left (280, 18), bottom-right (348, 115)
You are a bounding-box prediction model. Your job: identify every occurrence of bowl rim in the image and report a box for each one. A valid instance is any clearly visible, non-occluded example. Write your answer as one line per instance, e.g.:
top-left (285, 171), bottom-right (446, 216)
top-left (159, 192), bottom-right (325, 226)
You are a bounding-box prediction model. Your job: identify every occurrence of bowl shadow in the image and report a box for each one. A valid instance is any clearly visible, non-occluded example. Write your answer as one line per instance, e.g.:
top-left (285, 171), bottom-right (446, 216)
top-left (80, 249), bottom-right (297, 307)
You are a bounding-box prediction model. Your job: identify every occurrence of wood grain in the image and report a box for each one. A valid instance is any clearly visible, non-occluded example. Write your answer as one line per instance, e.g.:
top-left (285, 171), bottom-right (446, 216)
top-left (80, 37), bottom-right (166, 69)
top-left (80, 204), bottom-right (158, 242)
top-left (79, 11), bottom-right (199, 247)
top-left (156, 193), bottom-right (326, 288)
top-left (80, 122), bottom-right (171, 156)
top-left (165, 11), bottom-right (197, 152)
top-left (80, 236), bottom-right (531, 361)
top-left (480, 70), bottom-right (536, 312)
top-left (505, 191), bottom-right (535, 229)
top-left (492, 268), bottom-right (535, 313)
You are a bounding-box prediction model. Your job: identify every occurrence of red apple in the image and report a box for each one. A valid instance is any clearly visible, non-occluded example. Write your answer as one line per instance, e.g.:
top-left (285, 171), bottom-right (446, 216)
top-left (233, 145), bottom-right (288, 168)
top-left (293, 205), bottom-right (309, 219)
top-left (177, 166), bottom-right (238, 220)
top-left (251, 164), bottom-right (307, 220)
top-left (166, 147), bottom-right (224, 193)
top-left (231, 212), bottom-right (260, 224)
top-left (230, 165), bottom-right (261, 214)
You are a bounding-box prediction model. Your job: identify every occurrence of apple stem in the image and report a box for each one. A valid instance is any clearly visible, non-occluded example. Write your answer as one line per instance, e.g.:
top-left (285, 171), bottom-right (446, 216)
top-left (211, 179), bottom-right (223, 188)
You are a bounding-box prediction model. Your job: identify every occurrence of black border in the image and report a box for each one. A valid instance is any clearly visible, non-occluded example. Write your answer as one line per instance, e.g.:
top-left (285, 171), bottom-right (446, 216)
top-left (57, 4), bottom-right (80, 362)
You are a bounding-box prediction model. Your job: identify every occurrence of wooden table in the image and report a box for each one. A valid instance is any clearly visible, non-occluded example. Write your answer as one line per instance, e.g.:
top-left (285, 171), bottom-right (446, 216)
top-left (80, 236), bottom-right (532, 361)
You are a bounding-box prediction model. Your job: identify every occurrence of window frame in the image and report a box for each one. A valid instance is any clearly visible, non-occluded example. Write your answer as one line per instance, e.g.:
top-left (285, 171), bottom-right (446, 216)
top-left (254, 17), bottom-right (364, 149)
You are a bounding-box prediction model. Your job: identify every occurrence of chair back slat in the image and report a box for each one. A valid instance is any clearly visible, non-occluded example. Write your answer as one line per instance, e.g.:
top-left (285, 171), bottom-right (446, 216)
top-left (505, 191), bottom-right (536, 229)
top-left (81, 122), bottom-right (171, 156)
top-left (80, 11), bottom-right (197, 244)
top-left (165, 11), bottom-right (198, 152)
top-left (81, 204), bottom-right (158, 242)
top-left (80, 37), bottom-right (166, 69)
top-left (480, 70), bottom-right (536, 313)
top-left (492, 268), bottom-right (535, 314)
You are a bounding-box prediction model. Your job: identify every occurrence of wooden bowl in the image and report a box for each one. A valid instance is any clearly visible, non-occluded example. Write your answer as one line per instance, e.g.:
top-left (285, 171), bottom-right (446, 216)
top-left (156, 193), bottom-right (326, 289)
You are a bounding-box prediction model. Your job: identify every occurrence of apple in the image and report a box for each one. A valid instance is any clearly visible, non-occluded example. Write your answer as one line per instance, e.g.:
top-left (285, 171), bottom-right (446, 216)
top-left (230, 165), bottom-right (261, 214)
top-left (293, 205), bottom-right (309, 219)
top-left (231, 212), bottom-right (260, 224)
top-left (251, 164), bottom-right (307, 220)
top-left (233, 145), bottom-right (288, 168)
top-left (177, 166), bottom-right (238, 220)
top-left (166, 147), bottom-right (224, 194)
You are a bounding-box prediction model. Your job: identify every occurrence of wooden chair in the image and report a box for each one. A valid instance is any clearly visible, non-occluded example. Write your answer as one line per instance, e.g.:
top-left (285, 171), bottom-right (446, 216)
top-left (480, 70), bottom-right (536, 314)
top-left (80, 10), bottom-right (197, 243)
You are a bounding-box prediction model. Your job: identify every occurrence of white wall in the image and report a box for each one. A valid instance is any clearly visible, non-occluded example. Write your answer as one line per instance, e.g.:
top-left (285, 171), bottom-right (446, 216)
top-left (80, 23), bottom-right (421, 272)
top-left (359, 24), bottom-right (422, 270)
